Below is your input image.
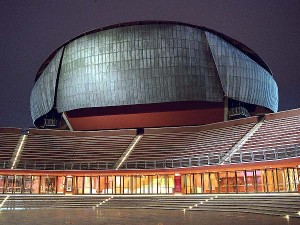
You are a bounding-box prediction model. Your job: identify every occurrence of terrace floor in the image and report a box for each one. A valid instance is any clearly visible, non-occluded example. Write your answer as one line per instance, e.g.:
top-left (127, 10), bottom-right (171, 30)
top-left (0, 208), bottom-right (299, 225)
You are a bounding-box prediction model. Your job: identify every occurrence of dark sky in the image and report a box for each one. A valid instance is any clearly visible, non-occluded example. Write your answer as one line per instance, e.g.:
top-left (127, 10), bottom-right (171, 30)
top-left (0, 0), bottom-right (299, 128)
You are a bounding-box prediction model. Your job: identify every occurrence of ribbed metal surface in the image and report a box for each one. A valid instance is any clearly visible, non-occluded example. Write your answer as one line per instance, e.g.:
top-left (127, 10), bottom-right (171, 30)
top-left (30, 23), bottom-right (278, 124)
top-left (205, 32), bottom-right (278, 112)
top-left (56, 25), bottom-right (223, 113)
top-left (30, 48), bottom-right (63, 122)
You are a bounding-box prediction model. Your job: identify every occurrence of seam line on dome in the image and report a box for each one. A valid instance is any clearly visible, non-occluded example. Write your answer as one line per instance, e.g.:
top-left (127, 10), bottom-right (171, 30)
top-left (53, 46), bottom-right (66, 109)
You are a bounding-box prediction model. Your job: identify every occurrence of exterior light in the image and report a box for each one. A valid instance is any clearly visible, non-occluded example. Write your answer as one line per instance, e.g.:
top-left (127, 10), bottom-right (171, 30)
top-left (115, 135), bottom-right (142, 170)
top-left (0, 196), bottom-right (9, 209)
top-left (11, 135), bottom-right (26, 169)
top-left (285, 215), bottom-right (290, 221)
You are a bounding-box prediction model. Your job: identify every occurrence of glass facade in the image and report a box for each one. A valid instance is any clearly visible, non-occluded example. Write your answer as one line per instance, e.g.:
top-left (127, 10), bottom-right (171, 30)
top-left (0, 167), bottom-right (298, 194)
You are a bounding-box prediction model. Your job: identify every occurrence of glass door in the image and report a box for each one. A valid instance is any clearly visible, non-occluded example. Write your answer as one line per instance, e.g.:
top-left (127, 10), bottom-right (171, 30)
top-left (210, 173), bottom-right (219, 193)
top-left (123, 176), bottom-right (131, 194)
top-left (23, 176), bottom-right (32, 194)
top-left (76, 177), bottom-right (83, 194)
top-left (84, 177), bottom-right (91, 194)
top-left (236, 171), bottom-right (246, 193)
top-left (32, 176), bottom-right (40, 194)
top-left (114, 176), bottom-right (122, 194)
top-left (5, 176), bottom-right (14, 194)
top-left (245, 171), bottom-right (256, 193)
top-left (227, 172), bottom-right (237, 193)
top-left (91, 177), bottom-right (99, 194)
top-left (0, 176), bottom-right (6, 194)
top-left (193, 173), bottom-right (202, 193)
top-left (219, 172), bottom-right (228, 193)
top-left (203, 173), bottom-right (211, 193)
top-left (266, 170), bottom-right (275, 192)
top-left (277, 169), bottom-right (286, 192)
top-left (57, 176), bottom-right (65, 194)
top-left (43, 176), bottom-right (56, 194)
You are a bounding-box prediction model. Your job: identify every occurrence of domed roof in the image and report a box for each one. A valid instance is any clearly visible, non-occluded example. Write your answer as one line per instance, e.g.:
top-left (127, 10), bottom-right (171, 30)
top-left (31, 21), bottom-right (278, 128)
top-left (35, 21), bottom-right (272, 81)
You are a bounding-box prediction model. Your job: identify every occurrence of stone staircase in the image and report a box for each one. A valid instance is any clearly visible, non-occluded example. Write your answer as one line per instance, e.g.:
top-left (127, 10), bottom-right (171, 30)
top-left (1, 195), bottom-right (108, 209)
top-left (97, 194), bottom-right (300, 218)
top-left (1, 194), bottom-right (299, 218)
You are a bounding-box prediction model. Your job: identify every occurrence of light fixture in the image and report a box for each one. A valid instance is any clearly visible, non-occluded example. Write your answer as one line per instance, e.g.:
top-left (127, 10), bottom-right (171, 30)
top-left (11, 135), bottom-right (26, 169)
top-left (285, 215), bottom-right (290, 221)
top-left (115, 135), bottom-right (142, 170)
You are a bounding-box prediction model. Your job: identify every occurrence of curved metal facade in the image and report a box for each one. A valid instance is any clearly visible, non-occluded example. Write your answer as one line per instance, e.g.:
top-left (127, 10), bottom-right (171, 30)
top-left (31, 23), bottom-right (278, 125)
top-left (30, 48), bottom-right (63, 122)
top-left (205, 32), bottom-right (278, 112)
top-left (56, 25), bottom-right (223, 113)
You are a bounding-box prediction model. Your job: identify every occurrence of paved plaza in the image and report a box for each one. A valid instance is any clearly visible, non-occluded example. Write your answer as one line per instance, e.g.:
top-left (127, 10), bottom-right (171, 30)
top-left (0, 208), bottom-right (299, 225)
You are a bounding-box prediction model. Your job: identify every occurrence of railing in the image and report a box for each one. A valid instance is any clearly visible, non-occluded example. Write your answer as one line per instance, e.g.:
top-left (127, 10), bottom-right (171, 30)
top-left (0, 145), bottom-right (299, 171)
top-left (123, 145), bottom-right (299, 169)
top-left (0, 161), bottom-right (115, 170)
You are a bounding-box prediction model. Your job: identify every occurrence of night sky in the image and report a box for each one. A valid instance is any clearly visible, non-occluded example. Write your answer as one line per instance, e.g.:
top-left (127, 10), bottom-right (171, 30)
top-left (0, 0), bottom-right (299, 129)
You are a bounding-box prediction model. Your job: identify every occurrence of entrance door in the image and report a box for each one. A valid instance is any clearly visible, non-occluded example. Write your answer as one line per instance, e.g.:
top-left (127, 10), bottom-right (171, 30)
top-left (0, 176), bottom-right (5, 194)
top-left (246, 171), bottom-right (256, 193)
top-left (236, 171), bottom-right (246, 193)
top-left (84, 177), bottom-right (91, 194)
top-left (227, 172), bottom-right (237, 193)
top-left (76, 176), bottom-right (92, 194)
top-left (40, 176), bottom-right (56, 194)
top-left (65, 177), bottom-right (73, 194)
top-left (5, 176), bottom-right (14, 194)
top-left (14, 176), bottom-right (22, 194)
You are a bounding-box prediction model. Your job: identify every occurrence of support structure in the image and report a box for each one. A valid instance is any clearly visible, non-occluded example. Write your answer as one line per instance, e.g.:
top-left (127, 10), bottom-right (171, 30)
top-left (220, 116), bottom-right (265, 164)
top-left (113, 135), bottom-right (143, 170)
top-left (10, 134), bottom-right (27, 169)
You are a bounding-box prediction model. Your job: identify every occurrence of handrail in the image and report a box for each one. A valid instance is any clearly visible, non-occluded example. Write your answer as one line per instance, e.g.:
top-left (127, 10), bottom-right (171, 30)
top-left (0, 144), bottom-right (298, 171)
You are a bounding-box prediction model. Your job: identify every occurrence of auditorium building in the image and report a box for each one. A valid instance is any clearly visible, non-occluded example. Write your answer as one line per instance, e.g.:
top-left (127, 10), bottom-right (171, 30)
top-left (0, 21), bottom-right (299, 196)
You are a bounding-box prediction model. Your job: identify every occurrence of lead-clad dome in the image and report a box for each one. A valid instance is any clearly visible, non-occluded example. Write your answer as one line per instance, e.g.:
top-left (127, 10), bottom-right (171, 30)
top-left (31, 21), bottom-right (278, 129)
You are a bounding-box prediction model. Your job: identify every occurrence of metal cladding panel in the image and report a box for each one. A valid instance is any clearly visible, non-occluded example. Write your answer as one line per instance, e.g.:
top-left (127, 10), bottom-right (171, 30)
top-left (30, 48), bottom-right (63, 122)
top-left (205, 32), bottom-right (278, 112)
top-left (56, 25), bottom-right (223, 113)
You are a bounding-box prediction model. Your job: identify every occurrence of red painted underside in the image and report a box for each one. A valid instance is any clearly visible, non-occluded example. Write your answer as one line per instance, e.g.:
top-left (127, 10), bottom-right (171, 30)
top-left (65, 102), bottom-right (224, 130)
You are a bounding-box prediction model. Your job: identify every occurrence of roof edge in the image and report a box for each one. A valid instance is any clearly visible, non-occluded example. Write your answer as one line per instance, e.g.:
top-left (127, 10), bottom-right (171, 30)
top-left (35, 20), bottom-right (273, 82)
